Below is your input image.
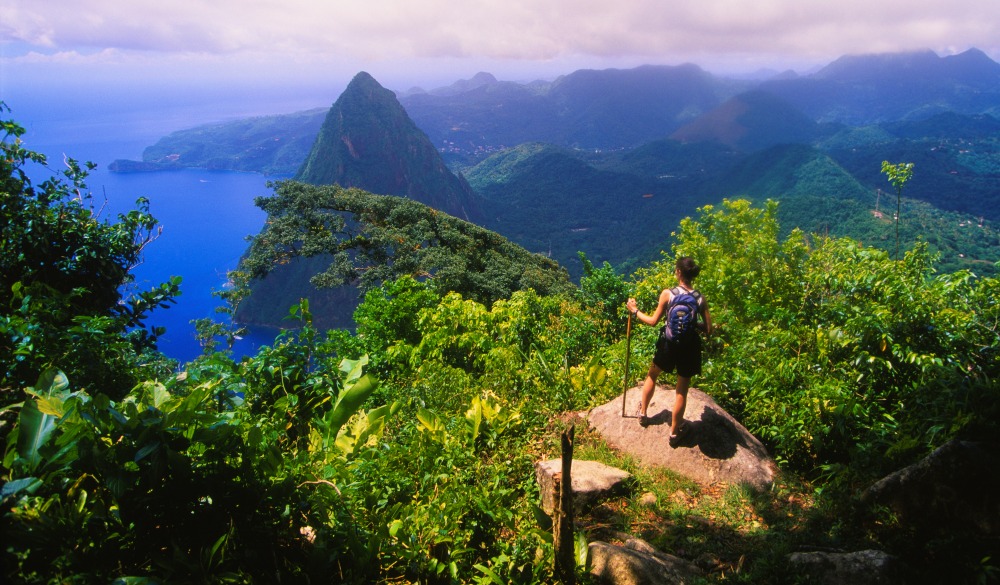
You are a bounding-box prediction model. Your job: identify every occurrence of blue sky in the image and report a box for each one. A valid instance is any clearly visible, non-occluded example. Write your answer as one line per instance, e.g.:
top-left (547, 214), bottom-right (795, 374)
top-left (3, 0), bottom-right (999, 135)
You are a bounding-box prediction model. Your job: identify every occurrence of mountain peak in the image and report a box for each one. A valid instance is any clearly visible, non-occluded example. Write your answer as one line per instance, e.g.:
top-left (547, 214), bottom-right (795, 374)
top-left (811, 48), bottom-right (1000, 85)
top-left (815, 49), bottom-right (940, 81)
top-left (942, 47), bottom-right (1000, 78)
top-left (670, 90), bottom-right (817, 152)
top-left (471, 71), bottom-right (498, 83)
top-left (429, 71), bottom-right (500, 96)
top-left (349, 70), bottom-right (379, 86)
top-left (295, 72), bottom-right (481, 221)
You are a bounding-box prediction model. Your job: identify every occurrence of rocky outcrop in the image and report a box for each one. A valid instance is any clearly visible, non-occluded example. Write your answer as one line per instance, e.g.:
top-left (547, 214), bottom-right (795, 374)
top-left (534, 459), bottom-right (633, 515)
top-left (786, 549), bottom-right (911, 585)
top-left (862, 439), bottom-right (1000, 537)
top-left (589, 538), bottom-right (704, 585)
top-left (587, 385), bottom-right (776, 489)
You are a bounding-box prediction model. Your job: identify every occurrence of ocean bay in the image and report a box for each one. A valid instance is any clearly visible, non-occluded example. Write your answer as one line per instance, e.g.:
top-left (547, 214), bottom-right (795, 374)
top-left (89, 166), bottom-right (279, 363)
top-left (8, 90), bottom-right (326, 363)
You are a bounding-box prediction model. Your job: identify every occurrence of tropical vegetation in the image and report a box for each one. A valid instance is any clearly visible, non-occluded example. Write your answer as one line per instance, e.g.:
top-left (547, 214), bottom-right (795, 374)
top-left (3, 107), bottom-right (999, 583)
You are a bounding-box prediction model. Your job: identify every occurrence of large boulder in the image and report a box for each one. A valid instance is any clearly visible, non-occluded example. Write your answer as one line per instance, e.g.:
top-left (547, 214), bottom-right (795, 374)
top-left (861, 439), bottom-right (1000, 537)
top-left (535, 459), bottom-right (633, 515)
top-left (786, 549), bottom-right (911, 585)
top-left (589, 538), bottom-right (703, 585)
top-left (587, 385), bottom-right (776, 489)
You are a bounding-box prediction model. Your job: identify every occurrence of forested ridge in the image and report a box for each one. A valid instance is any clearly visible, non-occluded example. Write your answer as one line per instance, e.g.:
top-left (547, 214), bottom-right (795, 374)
top-left (4, 106), bottom-right (999, 583)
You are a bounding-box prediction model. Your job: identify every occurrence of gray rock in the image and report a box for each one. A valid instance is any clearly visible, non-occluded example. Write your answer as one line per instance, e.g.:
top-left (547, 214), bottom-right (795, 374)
top-left (587, 386), bottom-right (777, 490)
top-left (589, 538), bottom-right (703, 585)
top-left (787, 549), bottom-right (910, 585)
top-left (535, 459), bottom-right (633, 515)
top-left (862, 439), bottom-right (1000, 537)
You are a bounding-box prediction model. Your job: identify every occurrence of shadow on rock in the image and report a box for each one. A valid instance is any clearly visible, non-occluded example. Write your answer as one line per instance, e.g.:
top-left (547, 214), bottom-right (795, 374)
top-left (587, 385), bottom-right (777, 490)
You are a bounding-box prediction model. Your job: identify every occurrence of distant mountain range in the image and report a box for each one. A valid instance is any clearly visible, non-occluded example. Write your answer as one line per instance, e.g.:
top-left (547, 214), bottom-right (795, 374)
top-left (110, 48), bottom-right (1000, 328)
top-left (400, 48), bottom-right (999, 154)
top-left (113, 48), bottom-right (999, 175)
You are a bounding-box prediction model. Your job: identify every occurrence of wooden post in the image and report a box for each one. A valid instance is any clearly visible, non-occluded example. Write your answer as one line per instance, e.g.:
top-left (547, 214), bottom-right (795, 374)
top-left (553, 424), bottom-right (576, 584)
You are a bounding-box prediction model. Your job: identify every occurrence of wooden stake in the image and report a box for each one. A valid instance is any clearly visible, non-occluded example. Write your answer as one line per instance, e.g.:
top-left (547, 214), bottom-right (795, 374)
top-left (554, 425), bottom-right (576, 584)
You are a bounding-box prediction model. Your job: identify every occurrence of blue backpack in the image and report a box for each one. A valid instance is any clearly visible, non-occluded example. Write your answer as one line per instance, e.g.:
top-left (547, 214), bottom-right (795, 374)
top-left (661, 287), bottom-right (701, 344)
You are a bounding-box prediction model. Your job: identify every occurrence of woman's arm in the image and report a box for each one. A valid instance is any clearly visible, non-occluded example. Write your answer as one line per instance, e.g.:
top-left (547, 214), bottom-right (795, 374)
top-left (626, 289), bottom-right (672, 326)
top-left (700, 302), bottom-right (713, 336)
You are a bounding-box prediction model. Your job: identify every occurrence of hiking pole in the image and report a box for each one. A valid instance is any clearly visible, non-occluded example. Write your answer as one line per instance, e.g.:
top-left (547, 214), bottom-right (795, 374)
top-left (621, 310), bottom-right (633, 417)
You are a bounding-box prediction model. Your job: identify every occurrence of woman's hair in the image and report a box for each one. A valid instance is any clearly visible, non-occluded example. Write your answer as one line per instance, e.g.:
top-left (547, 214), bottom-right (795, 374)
top-left (676, 256), bottom-right (701, 281)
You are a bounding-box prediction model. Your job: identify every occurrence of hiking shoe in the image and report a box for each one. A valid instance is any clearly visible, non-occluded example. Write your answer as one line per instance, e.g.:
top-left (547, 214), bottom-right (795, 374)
top-left (635, 405), bottom-right (650, 427)
top-left (668, 422), bottom-right (689, 447)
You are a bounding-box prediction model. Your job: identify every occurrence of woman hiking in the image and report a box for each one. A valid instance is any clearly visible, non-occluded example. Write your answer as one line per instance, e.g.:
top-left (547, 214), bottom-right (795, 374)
top-left (626, 256), bottom-right (712, 447)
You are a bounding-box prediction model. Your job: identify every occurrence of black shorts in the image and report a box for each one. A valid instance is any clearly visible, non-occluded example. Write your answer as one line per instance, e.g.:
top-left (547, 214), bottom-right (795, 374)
top-left (653, 334), bottom-right (702, 378)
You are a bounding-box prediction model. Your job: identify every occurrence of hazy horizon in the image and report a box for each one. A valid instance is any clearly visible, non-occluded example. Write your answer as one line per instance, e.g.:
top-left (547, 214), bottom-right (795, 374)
top-left (4, 0), bottom-right (998, 143)
top-left (7, 45), bottom-right (998, 163)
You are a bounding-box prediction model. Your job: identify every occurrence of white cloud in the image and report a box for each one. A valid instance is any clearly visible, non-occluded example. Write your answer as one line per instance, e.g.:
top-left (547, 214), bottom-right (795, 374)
top-left (2, 0), bottom-right (998, 82)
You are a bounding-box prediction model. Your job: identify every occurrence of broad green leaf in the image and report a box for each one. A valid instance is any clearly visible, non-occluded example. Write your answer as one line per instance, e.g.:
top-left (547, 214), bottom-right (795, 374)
top-left (335, 402), bottom-right (396, 455)
top-left (474, 564), bottom-right (505, 585)
top-left (465, 396), bottom-right (483, 442)
top-left (36, 367), bottom-right (69, 395)
top-left (576, 531), bottom-right (590, 568)
top-left (338, 410), bottom-right (389, 457)
top-left (35, 395), bottom-right (66, 417)
top-left (339, 355), bottom-right (369, 385)
top-left (134, 441), bottom-right (161, 462)
top-left (150, 383), bottom-right (171, 410)
top-left (208, 530), bottom-right (229, 566)
top-left (416, 407), bottom-right (444, 433)
top-left (16, 399), bottom-right (56, 469)
top-left (325, 374), bottom-right (377, 437)
top-left (1, 477), bottom-right (42, 500)
top-left (388, 519), bottom-right (403, 538)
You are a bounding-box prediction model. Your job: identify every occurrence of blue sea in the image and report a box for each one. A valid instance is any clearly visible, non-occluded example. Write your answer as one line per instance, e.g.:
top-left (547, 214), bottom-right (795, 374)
top-left (86, 166), bottom-right (280, 363)
top-left (7, 89), bottom-right (324, 364)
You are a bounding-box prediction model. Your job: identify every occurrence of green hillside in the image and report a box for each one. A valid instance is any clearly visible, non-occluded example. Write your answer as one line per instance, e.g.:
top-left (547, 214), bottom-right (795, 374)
top-left (823, 120), bottom-right (1000, 222)
top-left (118, 107), bottom-right (326, 175)
top-left (234, 181), bottom-right (575, 330)
top-left (467, 143), bottom-right (708, 277)
top-left (466, 140), bottom-right (1000, 279)
top-left (670, 90), bottom-right (824, 152)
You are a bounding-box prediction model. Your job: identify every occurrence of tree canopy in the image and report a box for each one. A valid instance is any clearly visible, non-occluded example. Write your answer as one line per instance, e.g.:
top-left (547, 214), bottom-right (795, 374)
top-left (238, 180), bottom-right (575, 309)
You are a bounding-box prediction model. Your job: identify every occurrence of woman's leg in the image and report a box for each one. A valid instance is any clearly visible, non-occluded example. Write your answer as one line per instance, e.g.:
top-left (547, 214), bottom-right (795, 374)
top-left (670, 375), bottom-right (691, 436)
top-left (639, 363), bottom-right (662, 418)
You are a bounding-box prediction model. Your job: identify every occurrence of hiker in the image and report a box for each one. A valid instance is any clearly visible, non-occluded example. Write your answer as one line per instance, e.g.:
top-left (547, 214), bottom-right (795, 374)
top-left (626, 256), bottom-right (712, 447)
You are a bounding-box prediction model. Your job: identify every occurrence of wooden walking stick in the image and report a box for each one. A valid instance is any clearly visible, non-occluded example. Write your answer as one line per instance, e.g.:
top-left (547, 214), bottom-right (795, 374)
top-left (621, 311), bottom-right (633, 417)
